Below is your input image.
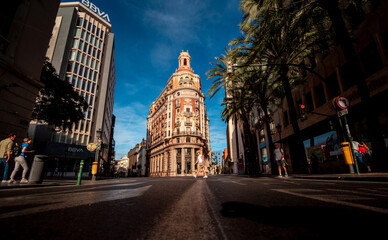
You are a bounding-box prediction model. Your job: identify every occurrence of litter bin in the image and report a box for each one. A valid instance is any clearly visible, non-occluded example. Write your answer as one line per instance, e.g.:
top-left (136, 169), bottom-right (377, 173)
top-left (340, 142), bottom-right (355, 173)
top-left (29, 155), bottom-right (48, 184)
top-left (340, 142), bottom-right (354, 165)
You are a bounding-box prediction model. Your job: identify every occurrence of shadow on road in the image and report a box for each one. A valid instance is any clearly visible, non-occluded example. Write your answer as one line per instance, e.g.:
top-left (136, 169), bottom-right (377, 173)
top-left (220, 201), bottom-right (385, 238)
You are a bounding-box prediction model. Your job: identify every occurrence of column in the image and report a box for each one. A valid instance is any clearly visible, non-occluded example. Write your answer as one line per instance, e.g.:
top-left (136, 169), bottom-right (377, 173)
top-left (171, 148), bottom-right (176, 175)
top-left (181, 147), bottom-right (185, 174)
top-left (191, 148), bottom-right (195, 174)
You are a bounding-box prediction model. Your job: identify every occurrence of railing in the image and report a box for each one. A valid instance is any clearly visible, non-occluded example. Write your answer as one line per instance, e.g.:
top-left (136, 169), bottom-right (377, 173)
top-left (172, 131), bottom-right (203, 137)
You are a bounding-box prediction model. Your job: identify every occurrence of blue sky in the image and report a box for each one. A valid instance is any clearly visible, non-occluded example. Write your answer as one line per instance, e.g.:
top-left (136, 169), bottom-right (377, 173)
top-left (65, 0), bottom-right (243, 158)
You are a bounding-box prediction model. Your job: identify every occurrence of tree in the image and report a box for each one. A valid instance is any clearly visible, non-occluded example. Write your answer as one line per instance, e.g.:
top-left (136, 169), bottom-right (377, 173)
top-left (32, 58), bottom-right (88, 130)
top-left (231, 0), bottom-right (332, 173)
top-left (207, 49), bottom-right (260, 175)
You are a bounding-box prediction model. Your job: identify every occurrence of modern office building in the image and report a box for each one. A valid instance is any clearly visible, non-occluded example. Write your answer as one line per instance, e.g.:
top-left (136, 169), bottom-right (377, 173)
top-left (0, 0), bottom-right (60, 139)
top-left (146, 51), bottom-right (211, 177)
top-left (29, 1), bottom-right (116, 175)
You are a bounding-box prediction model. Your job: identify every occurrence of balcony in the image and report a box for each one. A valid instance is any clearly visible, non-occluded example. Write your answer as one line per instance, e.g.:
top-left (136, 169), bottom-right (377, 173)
top-left (172, 131), bottom-right (202, 137)
top-left (185, 122), bottom-right (192, 126)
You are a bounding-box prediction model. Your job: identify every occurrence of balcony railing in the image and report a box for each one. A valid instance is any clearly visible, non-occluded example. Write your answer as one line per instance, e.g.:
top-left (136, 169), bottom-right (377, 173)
top-left (172, 131), bottom-right (203, 137)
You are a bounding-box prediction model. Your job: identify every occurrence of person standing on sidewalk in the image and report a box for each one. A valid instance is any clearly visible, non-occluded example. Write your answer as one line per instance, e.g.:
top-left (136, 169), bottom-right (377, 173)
top-left (194, 150), bottom-right (208, 178)
top-left (9, 137), bottom-right (34, 184)
top-left (274, 144), bottom-right (288, 177)
top-left (0, 133), bottom-right (16, 182)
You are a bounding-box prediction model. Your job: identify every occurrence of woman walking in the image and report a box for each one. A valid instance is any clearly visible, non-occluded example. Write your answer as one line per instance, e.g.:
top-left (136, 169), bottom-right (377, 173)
top-left (8, 138), bottom-right (34, 183)
top-left (194, 150), bottom-right (208, 178)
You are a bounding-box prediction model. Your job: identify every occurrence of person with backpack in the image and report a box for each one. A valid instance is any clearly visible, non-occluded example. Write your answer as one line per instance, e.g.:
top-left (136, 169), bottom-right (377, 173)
top-left (0, 133), bottom-right (16, 182)
top-left (8, 137), bottom-right (34, 184)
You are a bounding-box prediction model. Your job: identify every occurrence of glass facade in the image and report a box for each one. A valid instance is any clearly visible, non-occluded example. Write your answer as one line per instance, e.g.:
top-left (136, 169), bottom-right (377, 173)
top-left (52, 12), bottom-right (107, 146)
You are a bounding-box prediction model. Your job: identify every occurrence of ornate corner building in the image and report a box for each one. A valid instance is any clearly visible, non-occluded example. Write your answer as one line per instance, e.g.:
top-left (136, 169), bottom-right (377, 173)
top-left (146, 51), bottom-right (211, 177)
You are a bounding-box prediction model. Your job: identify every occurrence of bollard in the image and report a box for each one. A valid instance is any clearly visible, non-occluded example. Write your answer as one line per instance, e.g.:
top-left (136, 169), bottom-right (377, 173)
top-left (29, 155), bottom-right (48, 184)
top-left (76, 160), bottom-right (85, 185)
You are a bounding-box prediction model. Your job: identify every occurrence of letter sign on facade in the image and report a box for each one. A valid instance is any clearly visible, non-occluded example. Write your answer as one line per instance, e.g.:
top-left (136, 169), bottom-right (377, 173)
top-left (81, 0), bottom-right (110, 23)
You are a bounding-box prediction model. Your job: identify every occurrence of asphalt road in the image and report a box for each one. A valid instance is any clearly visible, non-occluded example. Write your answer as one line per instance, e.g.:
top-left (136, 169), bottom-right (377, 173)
top-left (1, 175), bottom-right (387, 239)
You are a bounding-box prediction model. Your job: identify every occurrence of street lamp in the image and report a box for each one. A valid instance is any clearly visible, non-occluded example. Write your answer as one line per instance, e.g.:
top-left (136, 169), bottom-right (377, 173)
top-left (92, 128), bottom-right (102, 181)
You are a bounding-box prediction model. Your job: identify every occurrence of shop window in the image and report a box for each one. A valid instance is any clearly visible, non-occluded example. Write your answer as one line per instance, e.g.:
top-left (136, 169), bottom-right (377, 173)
top-left (359, 41), bottom-right (383, 77)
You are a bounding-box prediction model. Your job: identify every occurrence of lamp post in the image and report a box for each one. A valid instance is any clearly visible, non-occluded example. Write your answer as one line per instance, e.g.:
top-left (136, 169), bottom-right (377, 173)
top-left (92, 128), bottom-right (102, 181)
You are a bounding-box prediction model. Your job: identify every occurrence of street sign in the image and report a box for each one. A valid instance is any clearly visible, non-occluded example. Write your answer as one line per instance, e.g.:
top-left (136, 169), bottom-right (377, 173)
top-left (87, 143), bottom-right (97, 152)
top-left (336, 96), bottom-right (350, 110)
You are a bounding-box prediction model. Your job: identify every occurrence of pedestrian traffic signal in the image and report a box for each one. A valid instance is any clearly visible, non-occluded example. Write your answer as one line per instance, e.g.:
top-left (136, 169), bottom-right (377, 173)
top-left (299, 104), bottom-right (307, 121)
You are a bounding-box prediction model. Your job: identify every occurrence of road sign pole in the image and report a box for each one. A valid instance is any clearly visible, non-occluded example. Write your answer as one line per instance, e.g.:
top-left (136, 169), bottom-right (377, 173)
top-left (342, 115), bottom-right (360, 175)
top-left (77, 160), bottom-right (85, 185)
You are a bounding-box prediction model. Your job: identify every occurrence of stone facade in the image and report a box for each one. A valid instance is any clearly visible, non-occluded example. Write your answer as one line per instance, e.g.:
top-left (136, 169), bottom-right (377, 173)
top-left (146, 51), bottom-right (211, 177)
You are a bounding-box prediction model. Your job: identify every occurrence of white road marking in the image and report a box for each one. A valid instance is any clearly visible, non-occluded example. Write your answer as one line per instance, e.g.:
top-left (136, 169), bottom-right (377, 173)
top-left (0, 184), bottom-right (151, 219)
top-left (272, 188), bottom-right (388, 214)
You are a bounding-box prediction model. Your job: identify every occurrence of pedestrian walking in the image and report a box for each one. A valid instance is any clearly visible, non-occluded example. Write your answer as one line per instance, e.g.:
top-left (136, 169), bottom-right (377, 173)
top-left (359, 141), bottom-right (372, 172)
top-left (194, 150), bottom-right (207, 178)
top-left (274, 144), bottom-right (288, 177)
top-left (0, 133), bottom-right (16, 182)
top-left (8, 137), bottom-right (34, 184)
top-left (352, 140), bottom-right (368, 171)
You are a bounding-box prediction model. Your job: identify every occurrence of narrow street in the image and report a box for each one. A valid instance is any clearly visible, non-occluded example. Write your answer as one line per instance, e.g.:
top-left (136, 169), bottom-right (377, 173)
top-left (1, 175), bottom-right (387, 239)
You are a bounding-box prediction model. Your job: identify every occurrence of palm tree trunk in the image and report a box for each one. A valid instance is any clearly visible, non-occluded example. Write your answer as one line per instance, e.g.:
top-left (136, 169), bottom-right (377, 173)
top-left (322, 0), bottom-right (388, 170)
top-left (280, 65), bottom-right (308, 173)
top-left (263, 105), bottom-right (275, 174)
top-left (241, 115), bottom-right (260, 175)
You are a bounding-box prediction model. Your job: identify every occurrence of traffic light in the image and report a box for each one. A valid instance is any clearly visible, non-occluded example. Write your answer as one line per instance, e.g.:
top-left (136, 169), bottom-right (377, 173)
top-left (227, 61), bottom-right (233, 74)
top-left (299, 104), bottom-right (307, 121)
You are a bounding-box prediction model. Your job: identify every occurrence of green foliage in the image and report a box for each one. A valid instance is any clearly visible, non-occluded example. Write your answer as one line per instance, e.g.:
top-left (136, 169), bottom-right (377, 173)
top-left (32, 58), bottom-right (88, 130)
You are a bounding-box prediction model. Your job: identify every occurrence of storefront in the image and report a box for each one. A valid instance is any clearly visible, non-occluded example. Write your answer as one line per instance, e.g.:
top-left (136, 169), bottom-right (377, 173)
top-left (43, 142), bottom-right (95, 177)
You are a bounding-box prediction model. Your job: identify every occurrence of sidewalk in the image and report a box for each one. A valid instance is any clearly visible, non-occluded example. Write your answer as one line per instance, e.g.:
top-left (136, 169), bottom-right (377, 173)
top-left (0, 177), bottom-right (120, 189)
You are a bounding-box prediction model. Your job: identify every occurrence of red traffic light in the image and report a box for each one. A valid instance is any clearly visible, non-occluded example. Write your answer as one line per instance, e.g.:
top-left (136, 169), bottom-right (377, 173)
top-left (300, 104), bottom-right (305, 109)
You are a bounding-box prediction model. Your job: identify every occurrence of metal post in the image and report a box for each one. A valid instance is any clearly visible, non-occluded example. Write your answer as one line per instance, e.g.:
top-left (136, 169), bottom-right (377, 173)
top-left (342, 115), bottom-right (360, 175)
top-left (77, 160), bottom-right (84, 185)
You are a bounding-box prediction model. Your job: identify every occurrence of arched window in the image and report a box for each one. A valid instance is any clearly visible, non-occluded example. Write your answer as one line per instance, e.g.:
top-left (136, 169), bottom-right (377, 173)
top-left (184, 59), bottom-right (187, 66)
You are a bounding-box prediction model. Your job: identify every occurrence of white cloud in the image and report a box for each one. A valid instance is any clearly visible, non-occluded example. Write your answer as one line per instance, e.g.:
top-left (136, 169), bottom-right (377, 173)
top-left (113, 102), bottom-right (148, 158)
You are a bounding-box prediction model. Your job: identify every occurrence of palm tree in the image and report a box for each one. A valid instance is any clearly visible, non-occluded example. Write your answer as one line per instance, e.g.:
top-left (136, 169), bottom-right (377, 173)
top-left (207, 49), bottom-right (261, 175)
top-left (233, 0), bottom-right (332, 173)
